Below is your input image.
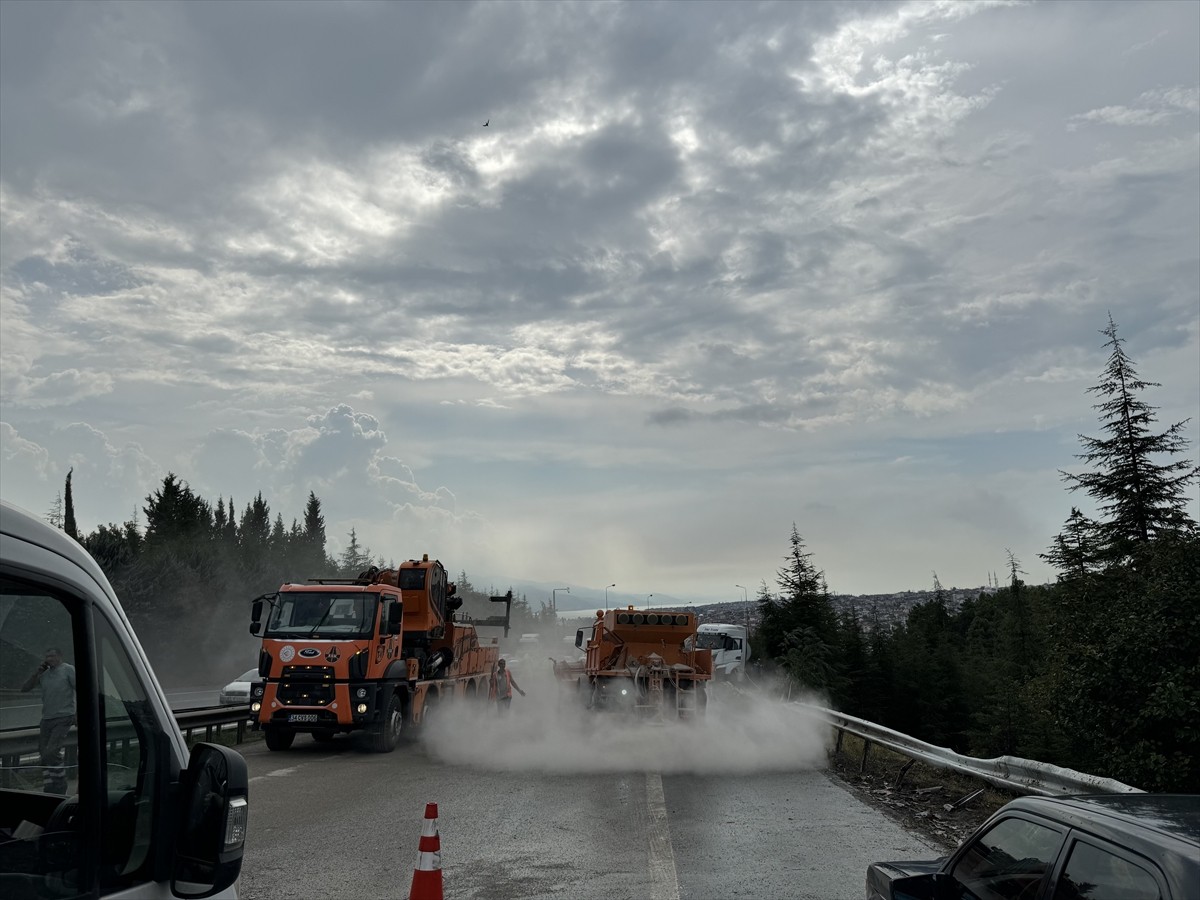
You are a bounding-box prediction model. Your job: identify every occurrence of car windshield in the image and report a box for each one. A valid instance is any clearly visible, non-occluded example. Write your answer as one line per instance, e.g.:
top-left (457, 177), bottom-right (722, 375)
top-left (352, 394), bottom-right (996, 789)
top-left (237, 669), bottom-right (258, 682)
top-left (264, 592), bottom-right (376, 638)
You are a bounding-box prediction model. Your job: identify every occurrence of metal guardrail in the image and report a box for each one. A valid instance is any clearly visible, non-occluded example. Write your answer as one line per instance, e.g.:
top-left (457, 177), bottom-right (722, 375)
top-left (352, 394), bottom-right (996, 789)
top-left (0, 706), bottom-right (254, 782)
top-left (792, 702), bottom-right (1143, 796)
top-left (4, 697), bottom-right (1141, 797)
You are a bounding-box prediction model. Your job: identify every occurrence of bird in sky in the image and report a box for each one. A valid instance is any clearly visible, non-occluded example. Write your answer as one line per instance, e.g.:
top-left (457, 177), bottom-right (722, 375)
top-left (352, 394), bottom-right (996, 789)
top-left (484, 119), bottom-right (489, 127)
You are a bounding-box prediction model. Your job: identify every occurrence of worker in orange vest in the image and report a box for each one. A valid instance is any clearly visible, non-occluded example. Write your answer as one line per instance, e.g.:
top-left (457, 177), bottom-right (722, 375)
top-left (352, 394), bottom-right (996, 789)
top-left (491, 658), bottom-right (525, 713)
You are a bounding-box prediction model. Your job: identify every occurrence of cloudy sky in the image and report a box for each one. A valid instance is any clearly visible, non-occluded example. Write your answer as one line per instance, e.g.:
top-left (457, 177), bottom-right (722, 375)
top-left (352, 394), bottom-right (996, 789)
top-left (1, 0), bottom-right (1197, 605)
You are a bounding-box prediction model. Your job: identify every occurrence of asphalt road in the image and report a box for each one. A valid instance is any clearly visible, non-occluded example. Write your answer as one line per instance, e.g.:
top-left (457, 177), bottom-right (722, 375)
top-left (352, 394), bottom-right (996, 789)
top-left (235, 689), bottom-right (937, 900)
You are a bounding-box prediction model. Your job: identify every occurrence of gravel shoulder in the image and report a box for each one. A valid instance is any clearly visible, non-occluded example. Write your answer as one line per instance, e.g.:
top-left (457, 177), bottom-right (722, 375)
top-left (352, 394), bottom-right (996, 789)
top-left (824, 733), bottom-right (1018, 854)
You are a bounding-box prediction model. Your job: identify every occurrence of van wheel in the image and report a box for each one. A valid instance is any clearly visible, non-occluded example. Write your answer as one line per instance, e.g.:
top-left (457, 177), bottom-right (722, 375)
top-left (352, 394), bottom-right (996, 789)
top-left (369, 694), bottom-right (402, 753)
top-left (264, 727), bottom-right (295, 751)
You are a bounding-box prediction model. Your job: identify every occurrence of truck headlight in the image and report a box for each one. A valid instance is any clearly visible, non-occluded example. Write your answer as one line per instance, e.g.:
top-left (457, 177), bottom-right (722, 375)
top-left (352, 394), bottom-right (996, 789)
top-left (250, 701), bottom-right (261, 713)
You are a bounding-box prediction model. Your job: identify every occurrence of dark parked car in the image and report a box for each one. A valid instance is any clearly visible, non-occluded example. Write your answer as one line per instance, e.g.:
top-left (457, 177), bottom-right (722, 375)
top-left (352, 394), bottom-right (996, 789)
top-left (867, 793), bottom-right (1199, 900)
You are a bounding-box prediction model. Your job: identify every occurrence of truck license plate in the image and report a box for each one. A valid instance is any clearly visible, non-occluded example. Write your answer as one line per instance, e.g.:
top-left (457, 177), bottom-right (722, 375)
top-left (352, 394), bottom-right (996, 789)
top-left (288, 713), bottom-right (319, 723)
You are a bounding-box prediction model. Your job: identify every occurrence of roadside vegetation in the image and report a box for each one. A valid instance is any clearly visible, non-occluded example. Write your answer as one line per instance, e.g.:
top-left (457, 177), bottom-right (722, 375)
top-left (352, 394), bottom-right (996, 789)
top-left (751, 317), bottom-right (1198, 793)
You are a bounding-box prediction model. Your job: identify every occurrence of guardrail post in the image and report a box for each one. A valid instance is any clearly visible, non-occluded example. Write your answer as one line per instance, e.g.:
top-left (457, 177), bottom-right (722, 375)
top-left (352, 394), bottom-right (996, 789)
top-left (860, 738), bottom-right (871, 773)
top-left (895, 759), bottom-right (915, 789)
top-left (835, 728), bottom-right (845, 753)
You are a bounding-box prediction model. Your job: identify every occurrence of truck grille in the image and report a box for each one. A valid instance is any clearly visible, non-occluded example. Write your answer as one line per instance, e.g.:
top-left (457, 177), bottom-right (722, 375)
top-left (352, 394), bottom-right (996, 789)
top-left (277, 665), bottom-right (335, 705)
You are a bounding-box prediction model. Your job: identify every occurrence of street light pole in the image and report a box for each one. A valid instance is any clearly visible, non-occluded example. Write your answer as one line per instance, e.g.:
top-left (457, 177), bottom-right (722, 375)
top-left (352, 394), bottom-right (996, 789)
top-left (552, 587), bottom-right (570, 613)
top-left (735, 584), bottom-right (748, 603)
top-left (604, 583), bottom-right (616, 611)
top-left (646, 594), bottom-right (653, 609)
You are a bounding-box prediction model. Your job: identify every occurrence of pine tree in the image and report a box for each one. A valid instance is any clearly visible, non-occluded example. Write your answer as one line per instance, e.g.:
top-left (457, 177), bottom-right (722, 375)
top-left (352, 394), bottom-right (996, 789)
top-left (1060, 315), bottom-right (1198, 562)
top-left (1041, 507), bottom-right (1102, 581)
top-left (301, 491), bottom-right (329, 572)
top-left (46, 492), bottom-right (64, 529)
top-left (758, 524), bottom-right (838, 690)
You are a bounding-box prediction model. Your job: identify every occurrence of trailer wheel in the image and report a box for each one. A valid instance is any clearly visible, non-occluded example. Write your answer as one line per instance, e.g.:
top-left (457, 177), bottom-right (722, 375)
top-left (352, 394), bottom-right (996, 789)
top-left (369, 693), bottom-right (402, 753)
top-left (264, 726), bottom-right (295, 751)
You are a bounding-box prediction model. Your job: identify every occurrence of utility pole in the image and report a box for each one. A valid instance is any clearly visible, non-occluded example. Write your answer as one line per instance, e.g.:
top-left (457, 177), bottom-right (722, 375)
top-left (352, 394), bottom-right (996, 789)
top-left (552, 587), bottom-right (570, 613)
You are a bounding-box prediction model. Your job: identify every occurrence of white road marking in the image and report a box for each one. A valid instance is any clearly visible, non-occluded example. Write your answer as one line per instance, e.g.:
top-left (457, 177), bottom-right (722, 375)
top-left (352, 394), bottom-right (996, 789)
top-left (645, 771), bottom-right (681, 900)
top-left (250, 766), bottom-right (299, 782)
top-left (248, 754), bottom-right (340, 783)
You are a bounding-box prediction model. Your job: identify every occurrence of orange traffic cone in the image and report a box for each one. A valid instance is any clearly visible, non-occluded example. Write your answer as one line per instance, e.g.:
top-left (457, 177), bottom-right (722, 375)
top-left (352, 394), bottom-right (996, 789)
top-left (408, 802), bottom-right (443, 900)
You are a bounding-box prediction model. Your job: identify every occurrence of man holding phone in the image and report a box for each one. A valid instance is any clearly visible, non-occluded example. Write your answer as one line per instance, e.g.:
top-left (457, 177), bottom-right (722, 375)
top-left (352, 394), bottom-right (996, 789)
top-left (21, 647), bottom-right (76, 794)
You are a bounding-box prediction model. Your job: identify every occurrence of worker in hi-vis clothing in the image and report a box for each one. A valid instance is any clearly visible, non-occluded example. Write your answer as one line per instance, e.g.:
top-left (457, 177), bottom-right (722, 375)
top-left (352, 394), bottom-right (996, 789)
top-left (491, 658), bottom-right (525, 713)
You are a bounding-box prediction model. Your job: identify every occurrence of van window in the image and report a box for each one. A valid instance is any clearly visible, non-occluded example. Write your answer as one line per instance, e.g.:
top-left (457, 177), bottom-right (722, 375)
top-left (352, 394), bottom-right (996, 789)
top-left (0, 580), bottom-right (172, 897)
top-left (0, 583), bottom-right (89, 898)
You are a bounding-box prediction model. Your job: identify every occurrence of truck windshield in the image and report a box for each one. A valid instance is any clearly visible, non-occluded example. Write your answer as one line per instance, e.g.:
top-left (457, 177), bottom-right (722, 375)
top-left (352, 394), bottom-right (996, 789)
top-left (264, 593), bottom-right (376, 639)
top-left (694, 633), bottom-right (726, 650)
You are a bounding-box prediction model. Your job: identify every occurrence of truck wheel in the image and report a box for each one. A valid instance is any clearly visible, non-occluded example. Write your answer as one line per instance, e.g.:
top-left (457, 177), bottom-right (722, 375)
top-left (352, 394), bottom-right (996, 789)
top-left (264, 727), bottom-right (295, 751)
top-left (369, 693), bottom-right (402, 753)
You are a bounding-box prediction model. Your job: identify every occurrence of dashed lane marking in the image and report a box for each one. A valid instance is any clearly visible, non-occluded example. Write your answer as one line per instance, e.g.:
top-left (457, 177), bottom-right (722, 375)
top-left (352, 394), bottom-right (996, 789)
top-left (646, 771), bottom-right (681, 900)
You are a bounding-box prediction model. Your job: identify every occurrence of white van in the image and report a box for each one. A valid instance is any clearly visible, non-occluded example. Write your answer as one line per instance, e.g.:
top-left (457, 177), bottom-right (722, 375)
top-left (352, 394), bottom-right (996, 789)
top-left (0, 500), bottom-right (248, 898)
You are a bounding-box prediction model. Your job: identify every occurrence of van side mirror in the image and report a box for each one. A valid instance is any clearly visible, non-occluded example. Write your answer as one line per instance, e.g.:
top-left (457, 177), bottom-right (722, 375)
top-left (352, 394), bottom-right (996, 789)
top-left (386, 602), bottom-right (403, 635)
top-left (575, 629), bottom-right (584, 649)
top-left (171, 743), bottom-right (249, 899)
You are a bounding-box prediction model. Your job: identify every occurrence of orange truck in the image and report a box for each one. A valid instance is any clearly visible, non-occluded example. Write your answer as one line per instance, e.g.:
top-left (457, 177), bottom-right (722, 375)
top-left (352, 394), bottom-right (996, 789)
top-left (248, 555), bottom-right (511, 752)
top-left (553, 607), bottom-right (713, 719)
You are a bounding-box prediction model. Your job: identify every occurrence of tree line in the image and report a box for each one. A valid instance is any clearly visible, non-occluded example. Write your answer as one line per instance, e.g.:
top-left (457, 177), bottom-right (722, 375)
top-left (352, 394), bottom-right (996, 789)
top-left (752, 317), bottom-right (1198, 792)
top-left (51, 476), bottom-right (542, 684)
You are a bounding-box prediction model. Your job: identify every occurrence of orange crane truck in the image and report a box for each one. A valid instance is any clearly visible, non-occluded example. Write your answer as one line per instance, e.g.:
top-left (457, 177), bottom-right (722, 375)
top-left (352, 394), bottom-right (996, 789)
top-left (248, 555), bottom-right (512, 752)
top-left (553, 607), bottom-right (713, 720)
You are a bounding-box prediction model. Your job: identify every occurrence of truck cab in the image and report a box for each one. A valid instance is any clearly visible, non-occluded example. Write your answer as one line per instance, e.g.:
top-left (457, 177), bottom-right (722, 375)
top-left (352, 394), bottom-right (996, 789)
top-left (692, 623), bottom-right (750, 680)
top-left (0, 499), bottom-right (248, 898)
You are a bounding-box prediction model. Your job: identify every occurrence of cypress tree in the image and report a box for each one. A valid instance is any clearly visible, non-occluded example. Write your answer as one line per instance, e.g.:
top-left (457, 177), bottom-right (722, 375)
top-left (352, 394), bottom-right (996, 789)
top-left (63, 468), bottom-right (78, 541)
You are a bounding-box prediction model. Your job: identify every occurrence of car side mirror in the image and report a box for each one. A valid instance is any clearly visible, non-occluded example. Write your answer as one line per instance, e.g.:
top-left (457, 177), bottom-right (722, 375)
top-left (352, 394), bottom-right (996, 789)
top-left (171, 743), bottom-right (249, 899)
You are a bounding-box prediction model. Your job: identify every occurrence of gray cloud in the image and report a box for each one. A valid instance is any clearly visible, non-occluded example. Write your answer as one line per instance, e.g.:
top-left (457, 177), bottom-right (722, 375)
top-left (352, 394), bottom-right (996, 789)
top-left (1, 0), bottom-right (1196, 594)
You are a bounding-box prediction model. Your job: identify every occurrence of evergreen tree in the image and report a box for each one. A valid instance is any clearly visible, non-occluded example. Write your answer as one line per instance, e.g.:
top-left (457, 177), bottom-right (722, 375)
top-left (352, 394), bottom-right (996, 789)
top-left (142, 474), bottom-right (212, 545)
top-left (758, 525), bottom-right (838, 691)
top-left (301, 491), bottom-right (328, 572)
top-left (63, 468), bottom-right (78, 540)
top-left (338, 527), bottom-right (373, 576)
top-left (1059, 315), bottom-right (1198, 562)
top-left (1041, 507), bottom-right (1102, 581)
top-left (46, 492), bottom-right (63, 529)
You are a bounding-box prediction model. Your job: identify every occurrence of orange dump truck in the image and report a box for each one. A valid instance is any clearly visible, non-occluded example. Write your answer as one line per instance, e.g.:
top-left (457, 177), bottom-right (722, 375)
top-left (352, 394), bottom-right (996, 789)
top-left (248, 555), bottom-right (511, 752)
top-left (554, 607), bottom-right (713, 719)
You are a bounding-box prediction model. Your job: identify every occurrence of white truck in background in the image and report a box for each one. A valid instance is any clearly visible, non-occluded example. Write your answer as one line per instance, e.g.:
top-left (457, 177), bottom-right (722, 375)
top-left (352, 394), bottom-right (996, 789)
top-left (693, 623), bottom-right (750, 681)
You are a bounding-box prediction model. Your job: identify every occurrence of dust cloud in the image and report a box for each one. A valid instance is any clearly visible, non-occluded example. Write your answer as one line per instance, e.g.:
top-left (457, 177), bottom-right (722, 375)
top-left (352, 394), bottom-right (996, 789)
top-left (422, 660), bottom-right (832, 774)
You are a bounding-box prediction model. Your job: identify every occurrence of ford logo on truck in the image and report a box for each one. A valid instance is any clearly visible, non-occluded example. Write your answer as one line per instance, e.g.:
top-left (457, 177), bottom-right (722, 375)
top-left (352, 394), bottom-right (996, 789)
top-left (299, 648), bottom-right (321, 658)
